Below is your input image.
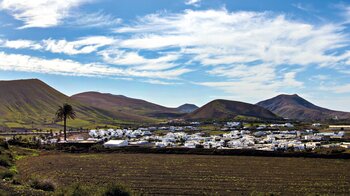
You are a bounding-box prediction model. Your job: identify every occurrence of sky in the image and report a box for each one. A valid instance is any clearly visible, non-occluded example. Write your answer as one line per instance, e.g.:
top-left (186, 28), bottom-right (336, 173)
top-left (0, 0), bottom-right (350, 111)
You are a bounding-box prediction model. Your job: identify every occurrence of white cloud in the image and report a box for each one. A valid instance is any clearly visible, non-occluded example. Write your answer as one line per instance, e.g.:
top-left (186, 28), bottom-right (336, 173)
top-left (310, 74), bottom-right (330, 81)
top-left (111, 9), bottom-right (350, 100)
top-left (143, 79), bottom-right (181, 85)
top-left (197, 81), bottom-right (281, 103)
top-left (292, 3), bottom-right (317, 12)
top-left (197, 64), bottom-right (303, 102)
top-left (341, 5), bottom-right (350, 23)
top-left (283, 72), bottom-right (303, 88)
top-left (1, 8), bottom-right (350, 95)
top-left (115, 10), bottom-right (349, 68)
top-left (42, 36), bottom-right (115, 55)
top-left (208, 64), bottom-right (276, 83)
top-left (99, 49), bottom-right (180, 71)
top-left (1, 36), bottom-right (116, 55)
top-left (185, 0), bottom-right (201, 7)
top-left (0, 0), bottom-right (91, 28)
top-left (331, 84), bottom-right (350, 94)
top-left (69, 11), bottom-right (122, 28)
top-left (0, 52), bottom-right (191, 79)
top-left (2, 39), bottom-right (42, 49)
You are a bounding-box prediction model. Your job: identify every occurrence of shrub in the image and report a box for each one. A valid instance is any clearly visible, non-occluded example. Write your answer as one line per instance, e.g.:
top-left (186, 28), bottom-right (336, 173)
top-left (0, 140), bottom-right (9, 150)
top-left (89, 144), bottom-right (105, 152)
top-left (0, 155), bottom-right (13, 167)
top-left (103, 184), bottom-right (131, 196)
top-left (0, 189), bottom-right (10, 196)
top-left (195, 144), bottom-right (204, 149)
top-left (63, 184), bottom-right (90, 196)
top-left (68, 146), bottom-right (78, 153)
top-left (250, 191), bottom-right (278, 196)
top-left (0, 170), bottom-right (14, 179)
top-left (12, 177), bottom-right (22, 185)
top-left (30, 178), bottom-right (55, 192)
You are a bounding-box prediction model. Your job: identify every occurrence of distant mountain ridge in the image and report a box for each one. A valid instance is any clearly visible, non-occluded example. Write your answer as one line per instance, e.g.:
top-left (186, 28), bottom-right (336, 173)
top-left (177, 104), bottom-right (199, 113)
top-left (1, 79), bottom-right (349, 130)
top-left (256, 94), bottom-right (350, 121)
top-left (186, 99), bottom-right (280, 120)
top-left (71, 91), bottom-right (184, 120)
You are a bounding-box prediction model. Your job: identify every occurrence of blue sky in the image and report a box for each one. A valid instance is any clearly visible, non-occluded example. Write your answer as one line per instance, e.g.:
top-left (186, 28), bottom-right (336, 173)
top-left (0, 0), bottom-right (350, 111)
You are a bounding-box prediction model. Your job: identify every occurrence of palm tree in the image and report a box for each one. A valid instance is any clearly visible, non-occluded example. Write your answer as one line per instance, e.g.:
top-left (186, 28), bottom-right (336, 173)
top-left (56, 103), bottom-right (76, 141)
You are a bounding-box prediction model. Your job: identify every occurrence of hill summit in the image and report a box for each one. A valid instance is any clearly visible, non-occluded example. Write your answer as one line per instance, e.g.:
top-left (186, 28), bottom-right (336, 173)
top-left (256, 94), bottom-right (350, 121)
top-left (0, 79), bottom-right (112, 129)
top-left (186, 99), bottom-right (280, 120)
top-left (177, 104), bottom-right (199, 113)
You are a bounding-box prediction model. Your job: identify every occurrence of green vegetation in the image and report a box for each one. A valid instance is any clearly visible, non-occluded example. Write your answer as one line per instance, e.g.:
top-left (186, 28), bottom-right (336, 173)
top-left (30, 178), bottom-right (56, 192)
top-left (55, 183), bottom-right (132, 196)
top-left (233, 115), bottom-right (260, 121)
top-left (56, 103), bottom-right (77, 141)
top-left (103, 184), bottom-right (131, 196)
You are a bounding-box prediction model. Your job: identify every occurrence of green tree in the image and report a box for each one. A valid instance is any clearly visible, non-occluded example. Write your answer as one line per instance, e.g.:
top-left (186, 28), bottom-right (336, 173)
top-left (56, 103), bottom-right (76, 141)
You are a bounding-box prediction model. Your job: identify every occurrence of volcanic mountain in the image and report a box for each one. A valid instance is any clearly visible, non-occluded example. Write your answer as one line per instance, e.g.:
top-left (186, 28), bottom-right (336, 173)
top-left (186, 99), bottom-right (280, 120)
top-left (256, 94), bottom-right (350, 121)
top-left (177, 104), bottom-right (199, 113)
top-left (0, 79), bottom-right (118, 129)
top-left (71, 92), bottom-right (184, 119)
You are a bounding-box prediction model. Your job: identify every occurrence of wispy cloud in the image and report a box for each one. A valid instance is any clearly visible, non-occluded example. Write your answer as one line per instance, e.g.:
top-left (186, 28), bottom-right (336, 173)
top-left (68, 11), bottom-right (122, 28)
top-left (143, 79), bottom-right (182, 85)
top-left (185, 0), bottom-right (201, 7)
top-left (292, 3), bottom-right (317, 12)
top-left (115, 9), bottom-right (349, 68)
top-left (42, 36), bottom-right (115, 55)
top-left (345, 5), bottom-right (350, 23)
top-left (99, 49), bottom-right (180, 71)
top-left (1, 36), bottom-right (116, 55)
top-left (111, 9), bottom-right (350, 99)
top-left (283, 72), bottom-right (304, 88)
top-left (0, 52), bottom-right (191, 79)
top-left (1, 7), bottom-right (350, 94)
top-left (0, 0), bottom-right (91, 28)
top-left (1, 39), bottom-right (42, 49)
top-left (197, 64), bottom-right (303, 102)
top-left (329, 84), bottom-right (350, 94)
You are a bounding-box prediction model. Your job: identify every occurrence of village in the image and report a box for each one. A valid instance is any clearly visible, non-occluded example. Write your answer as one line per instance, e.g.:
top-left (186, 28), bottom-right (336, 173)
top-left (50, 122), bottom-right (350, 152)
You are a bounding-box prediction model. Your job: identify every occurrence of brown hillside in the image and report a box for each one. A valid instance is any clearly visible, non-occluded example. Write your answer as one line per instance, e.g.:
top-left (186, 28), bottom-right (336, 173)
top-left (186, 99), bottom-right (280, 120)
top-left (0, 79), bottom-right (116, 128)
top-left (256, 94), bottom-right (350, 121)
top-left (71, 92), bottom-right (184, 119)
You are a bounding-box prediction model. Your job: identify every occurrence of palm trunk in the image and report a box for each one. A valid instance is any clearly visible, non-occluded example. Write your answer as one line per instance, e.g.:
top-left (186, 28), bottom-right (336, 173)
top-left (64, 116), bottom-right (67, 141)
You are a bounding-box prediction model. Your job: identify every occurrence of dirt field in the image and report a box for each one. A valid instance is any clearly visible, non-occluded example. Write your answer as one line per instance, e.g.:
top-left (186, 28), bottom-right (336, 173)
top-left (17, 153), bottom-right (350, 195)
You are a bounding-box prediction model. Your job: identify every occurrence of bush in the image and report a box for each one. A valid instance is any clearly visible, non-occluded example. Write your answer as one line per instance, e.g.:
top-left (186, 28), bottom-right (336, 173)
top-left (0, 170), bottom-right (14, 179)
top-left (68, 146), bottom-right (78, 153)
top-left (30, 178), bottom-right (55, 192)
top-left (0, 189), bottom-right (10, 196)
top-left (58, 183), bottom-right (91, 196)
top-left (12, 177), bottom-right (21, 185)
top-left (0, 140), bottom-right (9, 150)
top-left (89, 144), bottom-right (105, 152)
top-left (103, 184), bottom-right (131, 196)
top-left (250, 191), bottom-right (277, 196)
top-left (57, 183), bottom-right (132, 196)
top-left (0, 156), bottom-right (13, 167)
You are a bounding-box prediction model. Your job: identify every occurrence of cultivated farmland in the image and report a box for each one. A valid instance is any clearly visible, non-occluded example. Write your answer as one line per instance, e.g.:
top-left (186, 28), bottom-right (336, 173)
top-left (17, 153), bottom-right (350, 195)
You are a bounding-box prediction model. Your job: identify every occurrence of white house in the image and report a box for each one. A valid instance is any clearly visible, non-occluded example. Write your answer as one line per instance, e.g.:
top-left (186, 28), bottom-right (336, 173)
top-left (103, 140), bottom-right (128, 148)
